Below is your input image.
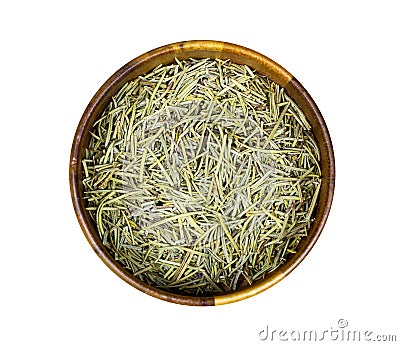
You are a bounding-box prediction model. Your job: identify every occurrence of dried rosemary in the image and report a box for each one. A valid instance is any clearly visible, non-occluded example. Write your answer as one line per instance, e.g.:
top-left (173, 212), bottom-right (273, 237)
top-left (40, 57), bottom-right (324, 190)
top-left (82, 58), bottom-right (321, 296)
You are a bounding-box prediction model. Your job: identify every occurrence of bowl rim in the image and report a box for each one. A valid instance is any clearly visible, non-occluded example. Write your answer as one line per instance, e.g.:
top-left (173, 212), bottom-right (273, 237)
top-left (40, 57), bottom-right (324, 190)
top-left (70, 40), bottom-right (335, 306)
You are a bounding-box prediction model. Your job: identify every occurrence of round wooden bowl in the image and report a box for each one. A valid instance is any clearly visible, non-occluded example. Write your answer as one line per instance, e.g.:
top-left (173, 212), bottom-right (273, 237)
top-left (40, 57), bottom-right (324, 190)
top-left (70, 40), bottom-right (335, 305)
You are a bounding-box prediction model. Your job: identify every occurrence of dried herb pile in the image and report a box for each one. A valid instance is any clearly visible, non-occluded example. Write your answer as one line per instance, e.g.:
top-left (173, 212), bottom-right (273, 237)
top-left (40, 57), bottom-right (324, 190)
top-left (82, 58), bottom-right (321, 295)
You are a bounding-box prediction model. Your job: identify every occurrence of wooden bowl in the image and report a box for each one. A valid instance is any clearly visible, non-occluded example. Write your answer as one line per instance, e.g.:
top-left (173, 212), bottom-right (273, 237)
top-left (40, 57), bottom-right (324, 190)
top-left (70, 40), bottom-right (335, 305)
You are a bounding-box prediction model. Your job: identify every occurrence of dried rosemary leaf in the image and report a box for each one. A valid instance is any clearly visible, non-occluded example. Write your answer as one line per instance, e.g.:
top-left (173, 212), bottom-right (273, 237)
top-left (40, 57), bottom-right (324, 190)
top-left (82, 58), bottom-right (322, 295)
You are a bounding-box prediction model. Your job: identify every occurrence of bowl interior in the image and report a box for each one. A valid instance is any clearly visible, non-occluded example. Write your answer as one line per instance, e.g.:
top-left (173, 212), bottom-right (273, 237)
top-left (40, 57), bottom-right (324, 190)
top-left (70, 41), bottom-right (335, 305)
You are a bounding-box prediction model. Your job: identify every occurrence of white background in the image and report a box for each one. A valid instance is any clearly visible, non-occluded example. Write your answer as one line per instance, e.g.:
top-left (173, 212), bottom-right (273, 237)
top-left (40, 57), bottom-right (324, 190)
top-left (1, 1), bottom-right (399, 345)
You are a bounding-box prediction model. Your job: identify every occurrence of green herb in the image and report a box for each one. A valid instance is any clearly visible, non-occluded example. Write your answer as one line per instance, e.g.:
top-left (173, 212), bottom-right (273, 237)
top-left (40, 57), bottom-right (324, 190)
top-left (82, 58), bottom-right (321, 295)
